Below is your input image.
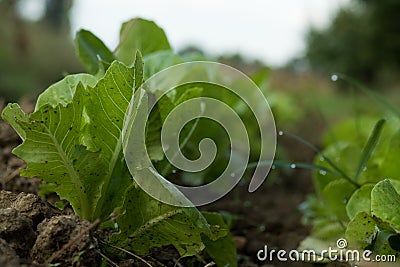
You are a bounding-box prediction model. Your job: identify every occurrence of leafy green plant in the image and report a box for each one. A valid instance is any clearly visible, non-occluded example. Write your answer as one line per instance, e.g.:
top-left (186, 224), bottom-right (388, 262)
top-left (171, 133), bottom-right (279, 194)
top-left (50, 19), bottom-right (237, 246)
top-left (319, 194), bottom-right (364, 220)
top-left (2, 18), bottom-right (237, 265)
top-left (299, 115), bottom-right (400, 259)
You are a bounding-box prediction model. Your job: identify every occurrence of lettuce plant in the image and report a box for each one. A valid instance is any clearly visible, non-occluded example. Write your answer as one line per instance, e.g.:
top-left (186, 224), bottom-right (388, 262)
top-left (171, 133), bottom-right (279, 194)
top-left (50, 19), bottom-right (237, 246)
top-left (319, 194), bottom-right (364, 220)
top-left (300, 116), bottom-right (400, 259)
top-left (2, 18), bottom-right (237, 266)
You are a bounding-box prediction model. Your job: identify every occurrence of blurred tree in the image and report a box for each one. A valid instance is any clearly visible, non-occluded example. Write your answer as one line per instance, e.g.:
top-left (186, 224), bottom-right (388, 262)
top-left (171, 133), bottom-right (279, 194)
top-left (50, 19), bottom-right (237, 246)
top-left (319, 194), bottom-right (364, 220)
top-left (178, 45), bottom-right (206, 56)
top-left (305, 0), bottom-right (400, 85)
top-left (361, 0), bottom-right (400, 71)
top-left (178, 45), bottom-right (265, 74)
top-left (218, 53), bottom-right (264, 74)
top-left (0, 0), bottom-right (82, 101)
top-left (2, 0), bottom-right (30, 59)
top-left (42, 0), bottom-right (73, 32)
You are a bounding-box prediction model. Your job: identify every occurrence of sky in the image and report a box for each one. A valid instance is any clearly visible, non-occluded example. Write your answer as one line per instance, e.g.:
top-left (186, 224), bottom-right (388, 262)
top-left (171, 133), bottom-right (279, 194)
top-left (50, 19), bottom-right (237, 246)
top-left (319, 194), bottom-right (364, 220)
top-left (20, 0), bottom-right (350, 66)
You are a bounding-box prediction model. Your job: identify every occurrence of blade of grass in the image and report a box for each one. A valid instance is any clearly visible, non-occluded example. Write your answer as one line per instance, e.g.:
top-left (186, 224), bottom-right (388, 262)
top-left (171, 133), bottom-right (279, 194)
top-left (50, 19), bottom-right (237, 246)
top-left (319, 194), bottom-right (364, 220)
top-left (353, 119), bottom-right (386, 181)
top-left (311, 102), bottom-right (344, 156)
top-left (280, 131), bottom-right (359, 187)
top-left (336, 73), bottom-right (400, 118)
top-left (244, 160), bottom-right (342, 178)
top-left (349, 84), bottom-right (363, 141)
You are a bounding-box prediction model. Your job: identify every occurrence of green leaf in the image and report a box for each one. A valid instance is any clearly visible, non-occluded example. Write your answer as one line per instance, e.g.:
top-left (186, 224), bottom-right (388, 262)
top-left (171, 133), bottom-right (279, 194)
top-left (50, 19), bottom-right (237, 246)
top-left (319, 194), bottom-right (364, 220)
top-left (134, 51), bottom-right (144, 90)
top-left (345, 212), bottom-right (377, 250)
top-left (346, 184), bottom-right (374, 220)
top-left (171, 87), bottom-right (204, 150)
top-left (120, 85), bottom-right (228, 256)
top-left (371, 179), bottom-right (400, 230)
top-left (4, 60), bottom-right (142, 222)
top-left (346, 212), bottom-right (399, 255)
top-left (201, 212), bottom-right (237, 267)
top-left (155, 86), bottom-right (204, 175)
top-left (374, 230), bottom-right (397, 253)
top-left (353, 119), bottom-right (385, 181)
top-left (35, 74), bottom-right (97, 110)
top-left (115, 18), bottom-right (171, 65)
top-left (122, 87), bottom-right (195, 207)
top-left (2, 86), bottom-right (105, 220)
top-left (110, 186), bottom-right (220, 257)
top-left (322, 179), bottom-right (357, 221)
top-left (300, 195), bottom-right (332, 224)
top-left (322, 116), bottom-right (378, 147)
top-left (2, 102), bottom-right (29, 140)
top-left (250, 67), bottom-right (270, 89)
top-left (145, 87), bottom-right (204, 163)
top-left (145, 92), bottom-right (175, 161)
top-left (143, 50), bottom-right (183, 78)
top-left (313, 142), bottom-right (361, 193)
top-left (380, 129), bottom-right (400, 178)
top-left (308, 218), bottom-right (344, 240)
top-left (75, 29), bottom-right (115, 75)
top-left (84, 61), bottom-right (136, 220)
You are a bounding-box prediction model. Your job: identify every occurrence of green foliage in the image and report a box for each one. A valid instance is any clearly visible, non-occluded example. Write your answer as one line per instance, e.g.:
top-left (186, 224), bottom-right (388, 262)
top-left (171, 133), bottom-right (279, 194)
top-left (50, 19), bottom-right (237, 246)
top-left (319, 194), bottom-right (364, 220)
top-left (75, 30), bottom-right (115, 75)
top-left (300, 116), bottom-right (400, 258)
top-left (371, 180), bottom-right (400, 229)
top-left (3, 61), bottom-right (137, 221)
top-left (115, 18), bottom-right (171, 65)
top-left (110, 186), bottom-right (224, 257)
top-left (35, 74), bottom-right (97, 110)
top-left (353, 119), bottom-right (385, 181)
top-left (2, 18), bottom-right (236, 265)
top-left (345, 184), bottom-right (373, 220)
top-left (3, 87), bottom-right (105, 220)
top-left (201, 212), bottom-right (237, 267)
top-left (345, 179), bottom-right (400, 257)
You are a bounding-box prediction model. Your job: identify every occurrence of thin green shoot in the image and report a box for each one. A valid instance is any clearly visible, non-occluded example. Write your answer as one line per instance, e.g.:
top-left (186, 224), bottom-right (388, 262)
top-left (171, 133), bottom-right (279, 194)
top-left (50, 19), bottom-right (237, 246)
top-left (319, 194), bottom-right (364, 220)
top-left (335, 73), bottom-right (400, 119)
top-left (353, 119), bottom-right (386, 182)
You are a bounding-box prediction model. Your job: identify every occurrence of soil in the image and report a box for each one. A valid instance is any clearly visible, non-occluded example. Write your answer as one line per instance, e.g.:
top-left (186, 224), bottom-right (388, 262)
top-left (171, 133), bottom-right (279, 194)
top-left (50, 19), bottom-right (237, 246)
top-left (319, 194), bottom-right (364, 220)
top-left (0, 100), bottom-right (348, 267)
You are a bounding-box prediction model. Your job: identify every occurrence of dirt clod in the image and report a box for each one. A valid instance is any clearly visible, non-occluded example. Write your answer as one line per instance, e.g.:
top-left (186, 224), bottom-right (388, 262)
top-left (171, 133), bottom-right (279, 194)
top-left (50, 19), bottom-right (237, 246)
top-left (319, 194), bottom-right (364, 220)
top-left (31, 215), bottom-right (99, 266)
top-left (11, 192), bottom-right (61, 228)
top-left (0, 238), bottom-right (20, 267)
top-left (0, 208), bottom-right (36, 258)
top-left (0, 191), bottom-right (17, 209)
